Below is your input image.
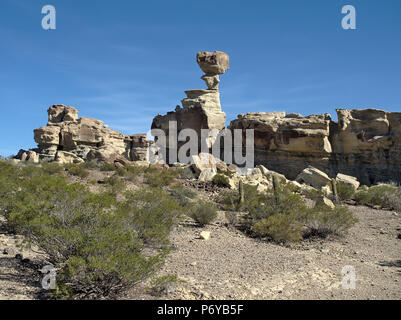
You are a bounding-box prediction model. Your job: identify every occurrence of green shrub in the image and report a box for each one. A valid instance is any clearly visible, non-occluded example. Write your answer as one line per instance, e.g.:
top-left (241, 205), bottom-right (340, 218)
top-left (188, 200), bottom-right (218, 226)
top-left (336, 182), bottom-right (355, 201)
top-left (355, 184), bottom-right (401, 210)
top-left (119, 188), bottom-right (184, 246)
top-left (149, 274), bottom-right (182, 297)
top-left (82, 160), bottom-right (100, 170)
top-left (64, 164), bottom-right (89, 179)
top-left (244, 185), bottom-right (356, 243)
top-left (0, 164), bottom-right (180, 299)
top-left (303, 206), bottom-right (358, 238)
top-left (104, 174), bottom-right (126, 196)
top-left (252, 213), bottom-right (304, 242)
top-left (225, 211), bottom-right (239, 227)
top-left (145, 168), bottom-right (178, 187)
top-left (169, 185), bottom-right (196, 207)
top-left (41, 162), bottom-right (64, 175)
top-left (177, 167), bottom-right (197, 180)
top-left (216, 190), bottom-right (239, 211)
top-left (212, 174), bottom-right (231, 188)
top-left (100, 162), bottom-right (116, 172)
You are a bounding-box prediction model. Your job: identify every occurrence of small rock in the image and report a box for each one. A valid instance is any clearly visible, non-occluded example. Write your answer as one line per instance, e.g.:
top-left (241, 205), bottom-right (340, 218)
top-left (3, 248), bottom-right (14, 255)
top-left (397, 234), bottom-right (401, 240)
top-left (15, 253), bottom-right (23, 260)
top-left (200, 231), bottom-right (211, 240)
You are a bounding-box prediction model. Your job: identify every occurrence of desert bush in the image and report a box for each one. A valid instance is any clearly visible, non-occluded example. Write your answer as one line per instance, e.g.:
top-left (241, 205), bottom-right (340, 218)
top-left (118, 188), bottom-right (184, 246)
top-left (148, 274), bottom-right (182, 297)
top-left (225, 211), bottom-right (239, 227)
top-left (115, 165), bottom-right (146, 183)
top-left (41, 162), bottom-right (64, 175)
top-left (0, 164), bottom-right (180, 299)
top-left (169, 185), bottom-right (196, 207)
top-left (188, 200), bottom-right (218, 226)
top-left (252, 213), bottom-right (304, 242)
top-left (216, 189), bottom-right (239, 211)
top-left (104, 174), bottom-right (126, 196)
top-left (64, 163), bottom-right (89, 179)
top-left (100, 162), bottom-right (116, 172)
top-left (81, 160), bottom-right (100, 170)
top-left (336, 182), bottom-right (355, 201)
top-left (301, 187), bottom-right (324, 201)
top-left (144, 168), bottom-right (178, 187)
top-left (177, 167), bottom-right (197, 180)
top-left (244, 184), bottom-right (356, 243)
top-left (216, 183), bottom-right (259, 212)
top-left (212, 174), bottom-right (231, 188)
top-left (355, 184), bottom-right (401, 210)
top-left (303, 206), bottom-right (358, 238)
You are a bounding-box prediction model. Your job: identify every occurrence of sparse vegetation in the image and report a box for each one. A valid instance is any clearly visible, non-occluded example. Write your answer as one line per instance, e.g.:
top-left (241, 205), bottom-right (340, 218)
top-left (188, 200), bottom-right (218, 226)
top-left (0, 162), bottom-right (183, 299)
top-left (355, 183), bottom-right (401, 210)
top-left (243, 184), bottom-right (356, 243)
top-left (212, 173), bottom-right (231, 188)
top-left (100, 162), bottom-right (117, 171)
top-left (336, 182), bottom-right (356, 201)
top-left (64, 163), bottom-right (89, 178)
top-left (148, 274), bottom-right (182, 297)
top-left (169, 185), bottom-right (196, 207)
top-left (144, 167), bottom-right (179, 187)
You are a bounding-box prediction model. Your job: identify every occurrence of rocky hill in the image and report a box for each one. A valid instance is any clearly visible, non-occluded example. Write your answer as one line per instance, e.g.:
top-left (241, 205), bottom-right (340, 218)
top-left (13, 50), bottom-right (401, 186)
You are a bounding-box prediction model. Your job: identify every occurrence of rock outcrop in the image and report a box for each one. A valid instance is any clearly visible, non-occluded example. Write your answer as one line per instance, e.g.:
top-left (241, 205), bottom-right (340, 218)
top-left (229, 112), bottom-right (332, 179)
top-left (151, 51), bottom-right (228, 161)
top-left (230, 109), bottom-right (401, 185)
top-left (30, 105), bottom-right (152, 164)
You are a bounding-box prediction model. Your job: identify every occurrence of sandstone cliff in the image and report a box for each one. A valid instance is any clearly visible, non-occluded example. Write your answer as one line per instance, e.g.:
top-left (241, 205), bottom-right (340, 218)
top-left (31, 105), bottom-right (152, 164)
top-left (229, 109), bottom-right (401, 185)
top-left (151, 51), bottom-right (228, 159)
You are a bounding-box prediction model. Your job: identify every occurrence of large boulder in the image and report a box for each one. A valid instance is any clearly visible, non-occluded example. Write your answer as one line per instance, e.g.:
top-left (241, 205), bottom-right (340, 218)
top-left (296, 166), bottom-right (331, 189)
top-left (55, 151), bottom-right (84, 164)
top-left (198, 168), bottom-right (217, 182)
top-left (191, 153), bottom-right (218, 174)
top-left (336, 173), bottom-right (360, 191)
top-left (196, 51), bottom-right (230, 75)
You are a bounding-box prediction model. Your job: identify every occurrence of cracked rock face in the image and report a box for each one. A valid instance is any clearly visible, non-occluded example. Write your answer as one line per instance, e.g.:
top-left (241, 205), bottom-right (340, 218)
top-left (32, 105), bottom-right (152, 164)
top-left (151, 51), bottom-right (229, 160)
top-left (229, 108), bottom-right (401, 185)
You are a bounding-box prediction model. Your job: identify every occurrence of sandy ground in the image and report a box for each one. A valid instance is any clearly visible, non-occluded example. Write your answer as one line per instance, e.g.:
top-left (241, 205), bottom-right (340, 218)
top-left (128, 205), bottom-right (401, 300)
top-left (1, 174), bottom-right (400, 300)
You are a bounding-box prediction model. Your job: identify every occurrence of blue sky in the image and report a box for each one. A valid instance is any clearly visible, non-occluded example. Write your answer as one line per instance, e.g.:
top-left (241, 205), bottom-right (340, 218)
top-left (0, 0), bottom-right (400, 157)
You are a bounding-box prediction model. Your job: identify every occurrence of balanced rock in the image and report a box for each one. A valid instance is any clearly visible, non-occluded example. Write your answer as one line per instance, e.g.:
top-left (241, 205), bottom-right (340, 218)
top-left (196, 51), bottom-right (230, 75)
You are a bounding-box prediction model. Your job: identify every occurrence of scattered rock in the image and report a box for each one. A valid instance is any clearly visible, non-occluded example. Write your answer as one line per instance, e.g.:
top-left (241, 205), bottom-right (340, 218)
top-left (200, 231), bottom-right (211, 241)
top-left (315, 196), bottom-right (336, 209)
top-left (296, 166), bottom-right (332, 190)
top-left (336, 173), bottom-right (360, 191)
top-left (198, 168), bottom-right (217, 182)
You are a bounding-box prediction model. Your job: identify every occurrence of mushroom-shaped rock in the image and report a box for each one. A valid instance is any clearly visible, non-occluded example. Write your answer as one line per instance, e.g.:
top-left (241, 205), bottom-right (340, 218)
top-left (196, 51), bottom-right (230, 75)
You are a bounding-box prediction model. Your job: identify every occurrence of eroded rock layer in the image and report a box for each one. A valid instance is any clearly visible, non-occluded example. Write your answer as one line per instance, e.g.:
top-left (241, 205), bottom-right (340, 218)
top-left (32, 105), bottom-right (152, 164)
top-left (229, 109), bottom-right (401, 185)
